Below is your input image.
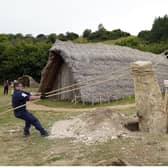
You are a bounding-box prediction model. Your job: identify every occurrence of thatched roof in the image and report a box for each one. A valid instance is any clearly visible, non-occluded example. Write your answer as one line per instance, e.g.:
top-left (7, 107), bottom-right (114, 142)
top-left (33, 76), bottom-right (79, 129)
top-left (18, 75), bottom-right (39, 88)
top-left (40, 40), bottom-right (168, 102)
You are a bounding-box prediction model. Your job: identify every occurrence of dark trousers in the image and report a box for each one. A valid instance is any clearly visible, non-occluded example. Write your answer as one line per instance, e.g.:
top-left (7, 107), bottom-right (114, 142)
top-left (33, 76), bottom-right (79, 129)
top-left (4, 86), bottom-right (8, 95)
top-left (15, 111), bottom-right (46, 135)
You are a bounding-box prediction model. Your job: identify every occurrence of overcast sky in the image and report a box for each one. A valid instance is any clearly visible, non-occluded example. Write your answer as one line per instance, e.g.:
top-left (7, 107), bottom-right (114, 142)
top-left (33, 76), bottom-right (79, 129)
top-left (0, 0), bottom-right (168, 36)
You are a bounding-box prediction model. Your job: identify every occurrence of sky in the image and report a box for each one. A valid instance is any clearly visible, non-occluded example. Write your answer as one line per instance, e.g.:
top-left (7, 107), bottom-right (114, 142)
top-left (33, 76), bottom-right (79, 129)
top-left (0, 0), bottom-right (168, 36)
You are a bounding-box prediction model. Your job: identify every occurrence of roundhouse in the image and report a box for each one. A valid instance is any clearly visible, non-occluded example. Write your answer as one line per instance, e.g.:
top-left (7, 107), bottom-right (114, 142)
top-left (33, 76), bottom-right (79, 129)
top-left (39, 40), bottom-right (168, 103)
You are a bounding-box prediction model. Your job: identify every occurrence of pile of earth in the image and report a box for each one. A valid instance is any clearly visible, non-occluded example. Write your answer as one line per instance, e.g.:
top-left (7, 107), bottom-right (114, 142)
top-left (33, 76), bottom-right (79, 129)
top-left (48, 108), bottom-right (138, 144)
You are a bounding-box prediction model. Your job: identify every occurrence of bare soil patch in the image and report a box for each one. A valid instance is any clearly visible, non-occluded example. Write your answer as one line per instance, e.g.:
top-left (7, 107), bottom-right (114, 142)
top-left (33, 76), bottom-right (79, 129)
top-left (49, 108), bottom-right (139, 144)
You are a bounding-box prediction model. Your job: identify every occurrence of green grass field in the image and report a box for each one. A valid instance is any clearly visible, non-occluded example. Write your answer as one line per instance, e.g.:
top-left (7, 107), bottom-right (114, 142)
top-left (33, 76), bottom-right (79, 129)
top-left (37, 96), bottom-right (135, 109)
top-left (0, 84), bottom-right (135, 109)
top-left (0, 86), bottom-right (82, 165)
top-left (0, 85), bottom-right (135, 165)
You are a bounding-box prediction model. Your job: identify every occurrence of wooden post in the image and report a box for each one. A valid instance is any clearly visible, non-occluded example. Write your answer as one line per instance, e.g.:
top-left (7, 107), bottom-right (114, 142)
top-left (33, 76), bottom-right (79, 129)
top-left (91, 95), bottom-right (94, 105)
top-left (164, 80), bottom-right (168, 114)
top-left (82, 96), bottom-right (85, 105)
top-left (131, 61), bottom-right (167, 133)
top-left (74, 95), bottom-right (77, 104)
top-left (99, 96), bottom-right (102, 104)
top-left (107, 93), bottom-right (110, 103)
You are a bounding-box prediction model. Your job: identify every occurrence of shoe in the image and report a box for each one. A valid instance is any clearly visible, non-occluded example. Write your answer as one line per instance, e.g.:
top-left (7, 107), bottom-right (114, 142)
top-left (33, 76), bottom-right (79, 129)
top-left (41, 131), bottom-right (49, 137)
top-left (24, 131), bottom-right (30, 137)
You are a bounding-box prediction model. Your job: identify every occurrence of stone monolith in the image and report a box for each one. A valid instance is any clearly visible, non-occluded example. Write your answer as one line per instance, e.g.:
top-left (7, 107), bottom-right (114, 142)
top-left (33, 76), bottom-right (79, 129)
top-left (131, 61), bottom-right (167, 133)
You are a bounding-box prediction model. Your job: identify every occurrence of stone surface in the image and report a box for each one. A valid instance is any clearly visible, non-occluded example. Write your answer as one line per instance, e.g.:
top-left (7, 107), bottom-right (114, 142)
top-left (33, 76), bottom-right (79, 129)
top-left (131, 61), bottom-right (167, 133)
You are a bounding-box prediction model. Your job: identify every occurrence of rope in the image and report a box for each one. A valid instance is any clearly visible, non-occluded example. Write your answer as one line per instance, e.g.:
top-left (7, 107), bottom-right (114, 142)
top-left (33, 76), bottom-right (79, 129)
top-left (0, 99), bottom-right (41, 115)
top-left (46, 74), bottom-right (125, 98)
top-left (0, 71), bottom-right (128, 115)
top-left (45, 55), bottom-right (168, 96)
top-left (45, 67), bottom-right (130, 95)
top-left (0, 67), bottom-right (130, 110)
top-left (1, 54), bottom-right (166, 115)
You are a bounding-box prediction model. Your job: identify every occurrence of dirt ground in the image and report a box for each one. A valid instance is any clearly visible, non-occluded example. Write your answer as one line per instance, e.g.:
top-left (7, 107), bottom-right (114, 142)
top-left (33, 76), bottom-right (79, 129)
top-left (49, 108), bottom-right (138, 144)
top-left (1, 101), bottom-right (168, 166)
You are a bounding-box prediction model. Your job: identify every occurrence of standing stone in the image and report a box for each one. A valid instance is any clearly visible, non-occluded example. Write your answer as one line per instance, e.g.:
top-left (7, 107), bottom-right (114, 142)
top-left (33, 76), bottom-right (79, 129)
top-left (131, 61), bottom-right (167, 133)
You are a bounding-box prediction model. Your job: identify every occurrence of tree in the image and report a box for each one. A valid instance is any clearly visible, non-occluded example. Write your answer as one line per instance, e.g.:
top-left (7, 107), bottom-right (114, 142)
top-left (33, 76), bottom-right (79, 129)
top-left (98, 23), bottom-right (106, 31)
top-left (150, 15), bottom-right (168, 42)
top-left (83, 29), bottom-right (92, 38)
top-left (109, 29), bottom-right (130, 40)
top-left (66, 32), bottom-right (79, 40)
top-left (15, 33), bottom-right (24, 39)
top-left (0, 34), bottom-right (51, 82)
top-left (88, 24), bottom-right (109, 42)
top-left (48, 33), bottom-right (57, 43)
top-left (36, 34), bottom-right (47, 41)
top-left (24, 34), bottom-right (34, 42)
top-left (0, 34), bottom-right (8, 42)
top-left (138, 30), bottom-right (152, 42)
top-left (87, 24), bottom-right (130, 42)
top-left (57, 33), bottom-right (67, 41)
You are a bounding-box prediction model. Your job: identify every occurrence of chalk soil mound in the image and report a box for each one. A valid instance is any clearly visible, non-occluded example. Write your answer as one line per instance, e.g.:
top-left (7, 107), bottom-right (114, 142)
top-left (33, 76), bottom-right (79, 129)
top-left (49, 108), bottom-right (135, 144)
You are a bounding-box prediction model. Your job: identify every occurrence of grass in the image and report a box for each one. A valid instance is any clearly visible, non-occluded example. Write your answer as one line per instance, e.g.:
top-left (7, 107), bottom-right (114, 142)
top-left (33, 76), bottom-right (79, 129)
top-left (0, 86), bottom-right (79, 165)
top-left (0, 90), bottom-right (80, 166)
top-left (0, 85), bottom-right (136, 165)
top-left (37, 96), bottom-right (135, 109)
top-left (102, 36), bottom-right (135, 45)
top-left (2, 85), bottom-right (168, 165)
top-left (0, 85), bottom-right (135, 110)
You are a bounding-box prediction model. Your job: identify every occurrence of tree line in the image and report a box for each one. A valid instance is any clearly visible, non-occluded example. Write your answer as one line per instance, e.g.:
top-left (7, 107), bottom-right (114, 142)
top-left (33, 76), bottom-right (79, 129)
top-left (114, 15), bottom-right (168, 54)
top-left (0, 15), bottom-right (168, 83)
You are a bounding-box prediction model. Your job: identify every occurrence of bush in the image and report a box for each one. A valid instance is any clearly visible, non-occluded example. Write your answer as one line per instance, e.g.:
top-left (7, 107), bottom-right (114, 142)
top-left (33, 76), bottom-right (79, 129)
top-left (115, 36), bottom-right (141, 48)
top-left (114, 36), bottom-right (168, 54)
